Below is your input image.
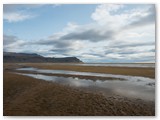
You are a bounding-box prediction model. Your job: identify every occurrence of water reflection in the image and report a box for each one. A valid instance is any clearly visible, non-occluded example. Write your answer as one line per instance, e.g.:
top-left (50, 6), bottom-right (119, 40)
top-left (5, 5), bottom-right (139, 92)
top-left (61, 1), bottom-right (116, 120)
top-left (17, 67), bottom-right (154, 82)
top-left (16, 70), bottom-right (155, 101)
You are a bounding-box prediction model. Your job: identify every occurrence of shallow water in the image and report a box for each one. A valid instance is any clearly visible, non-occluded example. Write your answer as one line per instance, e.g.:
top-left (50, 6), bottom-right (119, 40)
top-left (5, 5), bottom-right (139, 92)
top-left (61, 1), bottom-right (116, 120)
top-left (42, 63), bottom-right (155, 68)
top-left (16, 67), bottom-right (155, 101)
top-left (17, 67), bottom-right (154, 82)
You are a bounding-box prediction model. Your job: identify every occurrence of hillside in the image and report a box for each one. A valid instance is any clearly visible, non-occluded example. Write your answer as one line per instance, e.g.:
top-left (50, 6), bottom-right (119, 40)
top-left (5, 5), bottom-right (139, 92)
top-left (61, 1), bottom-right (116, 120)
top-left (3, 52), bottom-right (83, 63)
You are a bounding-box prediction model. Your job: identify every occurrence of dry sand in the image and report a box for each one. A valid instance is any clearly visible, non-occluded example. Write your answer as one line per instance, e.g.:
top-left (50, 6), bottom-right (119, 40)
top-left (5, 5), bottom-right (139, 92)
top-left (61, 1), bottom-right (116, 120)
top-left (3, 63), bottom-right (155, 116)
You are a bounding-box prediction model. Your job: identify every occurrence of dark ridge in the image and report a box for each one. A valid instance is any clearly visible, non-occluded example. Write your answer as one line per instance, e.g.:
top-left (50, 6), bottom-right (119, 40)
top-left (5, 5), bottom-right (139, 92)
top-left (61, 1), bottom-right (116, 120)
top-left (3, 52), bottom-right (83, 63)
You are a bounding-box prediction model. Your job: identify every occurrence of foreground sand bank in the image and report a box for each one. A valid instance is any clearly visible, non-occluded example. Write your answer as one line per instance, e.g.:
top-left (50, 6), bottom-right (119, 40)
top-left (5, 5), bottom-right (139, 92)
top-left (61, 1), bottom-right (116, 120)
top-left (3, 63), bottom-right (155, 116)
top-left (4, 73), bottom-right (155, 115)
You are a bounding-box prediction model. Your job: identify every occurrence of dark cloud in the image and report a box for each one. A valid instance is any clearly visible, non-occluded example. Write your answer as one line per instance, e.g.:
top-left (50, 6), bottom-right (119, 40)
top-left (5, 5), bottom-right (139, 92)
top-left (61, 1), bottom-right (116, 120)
top-left (35, 39), bottom-right (73, 49)
top-left (61, 29), bottom-right (114, 42)
top-left (3, 4), bottom-right (44, 13)
top-left (128, 5), bottom-right (155, 27)
top-left (47, 48), bottom-right (77, 58)
top-left (150, 49), bottom-right (155, 52)
top-left (3, 34), bottom-right (18, 46)
top-left (3, 34), bottom-right (30, 52)
top-left (88, 53), bottom-right (105, 57)
top-left (50, 48), bottom-right (72, 54)
top-left (34, 29), bottom-right (114, 50)
top-left (104, 42), bottom-right (155, 58)
top-left (108, 42), bottom-right (155, 48)
top-left (54, 41), bottom-right (72, 48)
top-left (117, 51), bottom-right (138, 55)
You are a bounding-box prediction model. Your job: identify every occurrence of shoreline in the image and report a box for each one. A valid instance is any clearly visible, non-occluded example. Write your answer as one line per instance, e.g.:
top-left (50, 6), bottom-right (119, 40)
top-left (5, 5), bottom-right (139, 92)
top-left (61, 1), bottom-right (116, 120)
top-left (4, 63), bottom-right (155, 78)
top-left (3, 63), bottom-right (155, 116)
top-left (4, 71), bottom-right (155, 116)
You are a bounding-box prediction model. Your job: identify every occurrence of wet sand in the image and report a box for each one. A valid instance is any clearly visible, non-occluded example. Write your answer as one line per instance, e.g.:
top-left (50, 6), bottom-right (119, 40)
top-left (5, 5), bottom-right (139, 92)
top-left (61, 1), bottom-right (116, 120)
top-left (3, 63), bottom-right (155, 116)
top-left (23, 63), bottom-right (155, 78)
top-left (4, 63), bottom-right (155, 78)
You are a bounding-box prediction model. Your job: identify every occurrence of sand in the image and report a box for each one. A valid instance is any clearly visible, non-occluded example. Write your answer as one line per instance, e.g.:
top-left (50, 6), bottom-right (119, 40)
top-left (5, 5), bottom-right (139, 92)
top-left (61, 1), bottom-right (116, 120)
top-left (23, 63), bottom-right (155, 78)
top-left (3, 63), bottom-right (155, 116)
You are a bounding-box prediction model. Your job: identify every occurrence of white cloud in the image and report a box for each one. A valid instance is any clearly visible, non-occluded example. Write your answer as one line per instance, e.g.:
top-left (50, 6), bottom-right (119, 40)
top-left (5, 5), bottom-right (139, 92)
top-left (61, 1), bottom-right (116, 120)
top-left (3, 4), bottom-right (41, 22)
top-left (4, 12), bottom-right (34, 22)
top-left (91, 4), bottom-right (155, 29)
top-left (3, 4), bottom-right (155, 63)
top-left (91, 4), bottom-right (127, 29)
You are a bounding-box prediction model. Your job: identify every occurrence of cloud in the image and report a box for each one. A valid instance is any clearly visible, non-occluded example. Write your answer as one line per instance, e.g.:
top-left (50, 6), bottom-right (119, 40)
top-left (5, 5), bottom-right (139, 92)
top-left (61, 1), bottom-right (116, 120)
top-left (91, 4), bottom-right (155, 30)
top-left (31, 4), bottom-right (155, 62)
top-left (3, 34), bottom-right (18, 46)
top-left (4, 12), bottom-right (34, 22)
top-left (3, 4), bottom-right (42, 22)
top-left (107, 42), bottom-right (155, 49)
top-left (61, 29), bottom-right (113, 42)
top-left (3, 4), bottom-right (43, 12)
top-left (126, 5), bottom-right (155, 28)
top-left (91, 4), bottom-right (126, 29)
top-left (3, 4), bottom-right (155, 63)
top-left (50, 48), bottom-right (73, 56)
top-left (3, 34), bottom-right (27, 52)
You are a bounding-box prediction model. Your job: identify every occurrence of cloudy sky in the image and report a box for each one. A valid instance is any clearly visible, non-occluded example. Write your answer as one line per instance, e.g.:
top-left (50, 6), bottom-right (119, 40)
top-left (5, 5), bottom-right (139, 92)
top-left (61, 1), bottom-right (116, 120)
top-left (3, 4), bottom-right (155, 63)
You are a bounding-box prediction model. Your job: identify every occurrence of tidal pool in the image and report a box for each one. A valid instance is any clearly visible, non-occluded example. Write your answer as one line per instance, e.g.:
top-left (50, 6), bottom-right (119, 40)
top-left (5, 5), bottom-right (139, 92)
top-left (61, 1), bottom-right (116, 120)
top-left (16, 67), bottom-right (155, 101)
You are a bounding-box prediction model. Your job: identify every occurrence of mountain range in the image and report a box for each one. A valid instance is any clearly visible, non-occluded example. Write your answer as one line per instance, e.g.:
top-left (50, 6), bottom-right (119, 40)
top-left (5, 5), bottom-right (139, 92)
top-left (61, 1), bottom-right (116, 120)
top-left (3, 52), bottom-right (83, 63)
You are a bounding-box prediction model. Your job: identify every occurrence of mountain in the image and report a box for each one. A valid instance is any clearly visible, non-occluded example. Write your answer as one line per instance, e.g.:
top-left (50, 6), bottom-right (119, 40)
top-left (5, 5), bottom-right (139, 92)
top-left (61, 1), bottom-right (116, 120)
top-left (3, 52), bottom-right (83, 63)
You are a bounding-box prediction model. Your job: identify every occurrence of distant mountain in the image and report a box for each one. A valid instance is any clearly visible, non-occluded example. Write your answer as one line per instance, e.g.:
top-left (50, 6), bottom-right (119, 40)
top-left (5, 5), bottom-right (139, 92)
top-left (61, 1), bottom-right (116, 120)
top-left (3, 52), bottom-right (83, 63)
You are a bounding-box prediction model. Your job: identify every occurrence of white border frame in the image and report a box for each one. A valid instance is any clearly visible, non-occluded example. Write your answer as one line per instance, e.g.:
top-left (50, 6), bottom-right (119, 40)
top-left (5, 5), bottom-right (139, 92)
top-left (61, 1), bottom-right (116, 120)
top-left (1, 0), bottom-right (159, 120)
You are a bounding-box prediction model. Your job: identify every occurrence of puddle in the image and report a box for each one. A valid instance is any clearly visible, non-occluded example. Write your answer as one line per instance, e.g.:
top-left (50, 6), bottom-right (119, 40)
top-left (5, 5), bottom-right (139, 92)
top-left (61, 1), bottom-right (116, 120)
top-left (17, 67), bottom-right (154, 82)
top-left (16, 67), bottom-right (155, 101)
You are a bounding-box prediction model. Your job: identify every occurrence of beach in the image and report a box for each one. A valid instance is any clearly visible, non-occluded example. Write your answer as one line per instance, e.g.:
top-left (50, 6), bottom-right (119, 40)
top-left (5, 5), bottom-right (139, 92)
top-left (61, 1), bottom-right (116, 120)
top-left (3, 63), bottom-right (155, 116)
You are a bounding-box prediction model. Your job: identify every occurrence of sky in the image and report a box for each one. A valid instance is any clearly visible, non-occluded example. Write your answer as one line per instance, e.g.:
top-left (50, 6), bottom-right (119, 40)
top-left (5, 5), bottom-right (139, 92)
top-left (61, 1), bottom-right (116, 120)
top-left (3, 4), bottom-right (155, 63)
